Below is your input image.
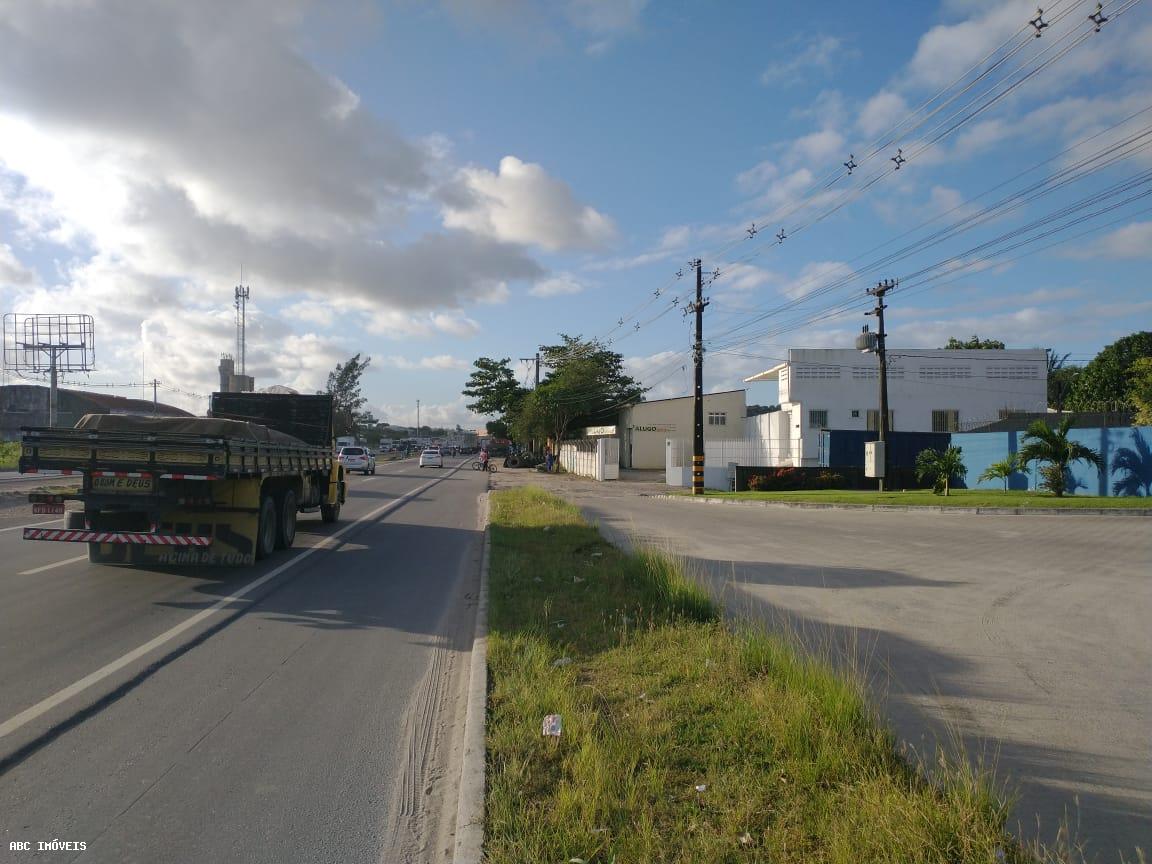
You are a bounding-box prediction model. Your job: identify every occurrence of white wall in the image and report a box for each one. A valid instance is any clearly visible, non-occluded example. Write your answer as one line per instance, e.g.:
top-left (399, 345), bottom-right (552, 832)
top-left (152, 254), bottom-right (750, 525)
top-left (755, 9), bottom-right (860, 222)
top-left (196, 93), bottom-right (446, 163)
top-left (560, 438), bottom-right (620, 481)
top-left (781, 348), bottom-right (1047, 433)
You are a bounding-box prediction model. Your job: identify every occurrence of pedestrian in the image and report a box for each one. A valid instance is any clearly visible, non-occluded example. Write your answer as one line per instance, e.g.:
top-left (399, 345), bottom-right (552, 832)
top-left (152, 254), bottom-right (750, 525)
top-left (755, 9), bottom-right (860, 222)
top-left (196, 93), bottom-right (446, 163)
top-left (545, 447), bottom-right (554, 474)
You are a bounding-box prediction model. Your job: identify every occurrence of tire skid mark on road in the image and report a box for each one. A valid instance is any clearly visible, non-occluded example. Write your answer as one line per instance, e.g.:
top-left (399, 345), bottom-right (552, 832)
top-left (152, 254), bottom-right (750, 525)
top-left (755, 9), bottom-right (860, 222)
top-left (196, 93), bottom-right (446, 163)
top-left (384, 537), bottom-right (480, 864)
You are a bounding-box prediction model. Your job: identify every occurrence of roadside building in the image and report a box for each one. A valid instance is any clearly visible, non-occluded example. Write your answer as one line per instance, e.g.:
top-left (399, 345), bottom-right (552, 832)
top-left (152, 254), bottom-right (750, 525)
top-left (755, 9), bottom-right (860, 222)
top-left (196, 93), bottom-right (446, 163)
top-left (743, 347), bottom-right (1047, 466)
top-left (618, 389), bottom-right (747, 469)
top-left (0, 384), bottom-right (192, 441)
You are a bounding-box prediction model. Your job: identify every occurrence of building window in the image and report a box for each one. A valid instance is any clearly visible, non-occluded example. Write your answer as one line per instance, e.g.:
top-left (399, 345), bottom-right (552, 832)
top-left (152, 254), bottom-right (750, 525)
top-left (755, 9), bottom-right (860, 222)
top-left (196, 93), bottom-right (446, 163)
top-left (987, 365), bottom-right (1039, 379)
top-left (808, 409), bottom-right (828, 429)
top-left (866, 409), bottom-right (895, 431)
top-left (931, 409), bottom-right (960, 432)
top-left (792, 364), bottom-right (841, 380)
top-left (707, 412), bottom-right (727, 426)
top-left (920, 366), bottom-right (971, 379)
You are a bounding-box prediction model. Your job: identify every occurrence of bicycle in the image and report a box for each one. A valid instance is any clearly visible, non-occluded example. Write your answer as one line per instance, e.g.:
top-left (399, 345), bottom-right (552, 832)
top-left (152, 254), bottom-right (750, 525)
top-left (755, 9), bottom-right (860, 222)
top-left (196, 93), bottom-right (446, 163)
top-left (472, 459), bottom-right (495, 472)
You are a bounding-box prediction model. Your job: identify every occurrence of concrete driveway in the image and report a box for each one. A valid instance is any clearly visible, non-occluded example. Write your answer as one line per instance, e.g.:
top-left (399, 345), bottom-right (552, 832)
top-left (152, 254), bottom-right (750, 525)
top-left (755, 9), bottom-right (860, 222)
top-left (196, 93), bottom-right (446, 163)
top-left (491, 469), bottom-right (1152, 862)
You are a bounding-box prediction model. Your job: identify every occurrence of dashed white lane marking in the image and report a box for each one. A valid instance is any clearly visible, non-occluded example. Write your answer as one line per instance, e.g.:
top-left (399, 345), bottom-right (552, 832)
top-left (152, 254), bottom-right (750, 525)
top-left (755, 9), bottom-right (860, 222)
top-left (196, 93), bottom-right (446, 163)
top-left (18, 554), bottom-right (89, 576)
top-left (0, 469), bottom-right (456, 740)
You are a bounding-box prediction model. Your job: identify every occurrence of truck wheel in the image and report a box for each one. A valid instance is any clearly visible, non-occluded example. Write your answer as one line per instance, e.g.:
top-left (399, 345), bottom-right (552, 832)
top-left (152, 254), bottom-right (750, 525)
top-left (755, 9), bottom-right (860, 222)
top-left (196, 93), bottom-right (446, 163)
top-left (320, 500), bottom-right (341, 523)
top-left (256, 492), bottom-right (277, 560)
top-left (276, 489), bottom-right (297, 550)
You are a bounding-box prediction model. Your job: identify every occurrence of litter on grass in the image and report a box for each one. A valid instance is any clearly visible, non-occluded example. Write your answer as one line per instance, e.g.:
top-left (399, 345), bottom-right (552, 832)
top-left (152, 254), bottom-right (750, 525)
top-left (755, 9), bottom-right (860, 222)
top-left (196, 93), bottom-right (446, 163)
top-left (552, 657), bottom-right (573, 667)
top-left (542, 714), bottom-right (563, 737)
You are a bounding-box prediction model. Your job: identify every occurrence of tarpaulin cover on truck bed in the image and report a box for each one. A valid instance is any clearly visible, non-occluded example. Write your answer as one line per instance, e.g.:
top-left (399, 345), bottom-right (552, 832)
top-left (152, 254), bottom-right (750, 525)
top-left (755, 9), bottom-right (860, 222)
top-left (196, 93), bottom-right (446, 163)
top-left (74, 413), bottom-right (309, 446)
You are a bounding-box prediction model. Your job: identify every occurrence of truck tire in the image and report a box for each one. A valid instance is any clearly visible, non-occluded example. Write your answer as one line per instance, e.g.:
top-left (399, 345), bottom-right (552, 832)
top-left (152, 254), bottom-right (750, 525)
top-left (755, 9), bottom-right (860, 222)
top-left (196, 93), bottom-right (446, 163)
top-left (320, 500), bottom-right (341, 523)
top-left (256, 492), bottom-right (277, 560)
top-left (276, 489), bottom-right (297, 550)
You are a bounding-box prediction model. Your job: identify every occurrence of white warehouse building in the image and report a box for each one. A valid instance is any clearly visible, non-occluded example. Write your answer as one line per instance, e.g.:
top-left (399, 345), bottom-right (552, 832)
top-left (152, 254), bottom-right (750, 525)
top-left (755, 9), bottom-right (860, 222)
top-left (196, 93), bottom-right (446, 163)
top-left (743, 348), bottom-right (1048, 467)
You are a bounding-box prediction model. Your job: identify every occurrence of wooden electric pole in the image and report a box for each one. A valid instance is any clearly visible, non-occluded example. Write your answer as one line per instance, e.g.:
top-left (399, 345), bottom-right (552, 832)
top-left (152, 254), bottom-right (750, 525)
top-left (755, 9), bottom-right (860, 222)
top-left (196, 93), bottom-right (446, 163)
top-left (688, 260), bottom-right (709, 496)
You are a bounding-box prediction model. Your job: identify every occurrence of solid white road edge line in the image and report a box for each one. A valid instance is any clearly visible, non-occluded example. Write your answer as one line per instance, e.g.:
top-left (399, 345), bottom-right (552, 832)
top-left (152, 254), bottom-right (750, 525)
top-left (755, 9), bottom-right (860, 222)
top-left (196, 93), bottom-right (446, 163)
top-left (0, 518), bottom-right (64, 533)
top-left (18, 554), bottom-right (88, 576)
top-left (0, 469), bottom-right (456, 741)
top-left (453, 491), bottom-right (490, 864)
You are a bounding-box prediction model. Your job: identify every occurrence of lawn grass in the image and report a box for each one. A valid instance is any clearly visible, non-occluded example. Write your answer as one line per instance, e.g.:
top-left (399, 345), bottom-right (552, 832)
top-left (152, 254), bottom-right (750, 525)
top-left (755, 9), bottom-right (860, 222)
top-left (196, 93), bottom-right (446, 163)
top-left (485, 486), bottom-right (1042, 863)
top-left (0, 441), bottom-right (19, 470)
top-left (701, 488), bottom-right (1152, 509)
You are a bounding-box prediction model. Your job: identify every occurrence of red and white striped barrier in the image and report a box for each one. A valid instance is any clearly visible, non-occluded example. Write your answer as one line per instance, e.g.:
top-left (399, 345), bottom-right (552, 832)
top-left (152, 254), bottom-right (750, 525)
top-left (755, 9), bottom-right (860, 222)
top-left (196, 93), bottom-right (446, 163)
top-left (90, 471), bottom-right (152, 479)
top-left (159, 474), bottom-right (221, 481)
top-left (23, 528), bottom-right (212, 546)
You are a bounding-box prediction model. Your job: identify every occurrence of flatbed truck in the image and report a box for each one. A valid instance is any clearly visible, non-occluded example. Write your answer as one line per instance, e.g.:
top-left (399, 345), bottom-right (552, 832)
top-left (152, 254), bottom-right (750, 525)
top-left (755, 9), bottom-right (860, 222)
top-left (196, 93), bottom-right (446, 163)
top-left (19, 392), bottom-right (346, 566)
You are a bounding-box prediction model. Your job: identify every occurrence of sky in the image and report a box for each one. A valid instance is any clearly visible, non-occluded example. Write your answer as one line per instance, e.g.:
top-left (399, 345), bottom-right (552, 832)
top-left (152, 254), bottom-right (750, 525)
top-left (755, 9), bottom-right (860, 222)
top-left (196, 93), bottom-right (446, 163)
top-left (1, 0), bottom-right (1149, 430)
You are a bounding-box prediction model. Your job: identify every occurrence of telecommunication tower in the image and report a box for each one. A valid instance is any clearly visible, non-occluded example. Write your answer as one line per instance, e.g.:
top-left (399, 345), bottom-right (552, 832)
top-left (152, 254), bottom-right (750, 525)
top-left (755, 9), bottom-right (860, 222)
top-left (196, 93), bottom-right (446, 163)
top-left (234, 278), bottom-right (250, 377)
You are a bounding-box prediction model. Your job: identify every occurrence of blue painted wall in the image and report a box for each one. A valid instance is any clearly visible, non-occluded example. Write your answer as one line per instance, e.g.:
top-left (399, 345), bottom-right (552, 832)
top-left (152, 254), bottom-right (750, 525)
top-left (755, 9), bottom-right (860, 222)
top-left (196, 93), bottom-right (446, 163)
top-left (952, 425), bottom-right (1152, 496)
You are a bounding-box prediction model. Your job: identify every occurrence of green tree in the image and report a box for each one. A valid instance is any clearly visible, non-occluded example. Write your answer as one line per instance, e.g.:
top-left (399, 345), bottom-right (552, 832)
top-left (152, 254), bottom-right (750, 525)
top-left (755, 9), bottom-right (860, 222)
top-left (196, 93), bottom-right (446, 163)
top-left (486, 419), bottom-right (510, 439)
top-left (1018, 417), bottom-right (1103, 497)
top-left (462, 357), bottom-right (527, 418)
top-left (326, 353), bottom-right (371, 438)
top-left (915, 446), bottom-right (967, 496)
top-left (943, 335), bottom-right (1006, 349)
top-left (977, 453), bottom-right (1025, 491)
top-left (1128, 357), bottom-right (1152, 425)
top-left (1046, 349), bottom-right (1081, 413)
top-left (514, 335), bottom-right (646, 447)
top-left (1069, 331), bottom-right (1152, 411)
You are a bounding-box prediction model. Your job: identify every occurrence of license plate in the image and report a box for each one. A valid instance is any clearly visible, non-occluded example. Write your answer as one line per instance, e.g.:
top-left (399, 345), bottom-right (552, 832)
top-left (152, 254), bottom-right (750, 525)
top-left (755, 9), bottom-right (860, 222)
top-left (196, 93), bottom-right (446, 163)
top-left (92, 476), bottom-right (154, 494)
top-left (32, 503), bottom-right (66, 515)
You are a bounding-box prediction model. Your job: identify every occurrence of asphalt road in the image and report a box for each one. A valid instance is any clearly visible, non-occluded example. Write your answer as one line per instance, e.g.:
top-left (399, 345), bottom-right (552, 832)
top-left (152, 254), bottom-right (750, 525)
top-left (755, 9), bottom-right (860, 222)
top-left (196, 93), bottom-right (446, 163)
top-left (493, 471), bottom-right (1152, 862)
top-left (0, 458), bottom-right (485, 863)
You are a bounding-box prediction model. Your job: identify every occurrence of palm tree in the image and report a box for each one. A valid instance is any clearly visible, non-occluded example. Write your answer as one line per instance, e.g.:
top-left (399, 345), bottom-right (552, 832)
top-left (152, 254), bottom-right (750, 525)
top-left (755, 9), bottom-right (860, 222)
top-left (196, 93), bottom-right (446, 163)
top-left (1018, 417), bottom-right (1103, 497)
top-left (1111, 429), bottom-right (1152, 497)
top-left (915, 446), bottom-right (967, 496)
top-left (978, 453), bottom-right (1024, 491)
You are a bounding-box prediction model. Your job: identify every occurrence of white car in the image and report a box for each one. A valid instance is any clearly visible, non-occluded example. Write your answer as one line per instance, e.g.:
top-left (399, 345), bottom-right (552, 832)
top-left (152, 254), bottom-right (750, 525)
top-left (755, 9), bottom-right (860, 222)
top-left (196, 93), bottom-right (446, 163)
top-left (419, 448), bottom-right (443, 468)
top-left (338, 446), bottom-right (376, 475)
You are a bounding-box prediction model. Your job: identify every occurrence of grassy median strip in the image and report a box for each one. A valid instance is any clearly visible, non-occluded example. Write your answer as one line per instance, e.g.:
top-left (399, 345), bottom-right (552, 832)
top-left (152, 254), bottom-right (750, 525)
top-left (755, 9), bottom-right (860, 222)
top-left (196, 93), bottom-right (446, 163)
top-left (486, 486), bottom-right (1031, 863)
top-left (701, 489), bottom-right (1152, 509)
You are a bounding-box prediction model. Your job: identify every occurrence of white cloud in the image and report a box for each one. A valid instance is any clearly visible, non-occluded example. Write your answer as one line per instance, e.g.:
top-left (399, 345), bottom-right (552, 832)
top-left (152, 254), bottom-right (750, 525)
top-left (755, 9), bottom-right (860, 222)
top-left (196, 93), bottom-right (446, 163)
top-left (906, 2), bottom-right (1031, 91)
top-left (591, 224), bottom-right (693, 271)
top-left (1074, 221), bottom-right (1152, 259)
top-left (0, 0), bottom-right (574, 403)
top-left (564, 0), bottom-right (648, 35)
top-left (789, 129), bottom-right (846, 165)
top-left (529, 273), bottom-right (586, 297)
top-left (386, 354), bottom-right (468, 370)
top-left (760, 35), bottom-right (852, 85)
top-left (857, 90), bottom-right (909, 139)
top-left (0, 243), bottom-right (36, 286)
top-left (782, 261), bottom-right (856, 301)
top-left (474, 280), bottom-right (511, 304)
top-left (442, 156), bottom-right (615, 251)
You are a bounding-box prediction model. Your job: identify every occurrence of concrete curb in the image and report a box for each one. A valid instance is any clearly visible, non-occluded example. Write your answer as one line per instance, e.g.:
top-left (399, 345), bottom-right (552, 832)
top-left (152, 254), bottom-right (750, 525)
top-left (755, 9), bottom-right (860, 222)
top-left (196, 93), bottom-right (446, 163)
top-left (453, 491), bottom-right (490, 864)
top-left (649, 493), bottom-right (1152, 517)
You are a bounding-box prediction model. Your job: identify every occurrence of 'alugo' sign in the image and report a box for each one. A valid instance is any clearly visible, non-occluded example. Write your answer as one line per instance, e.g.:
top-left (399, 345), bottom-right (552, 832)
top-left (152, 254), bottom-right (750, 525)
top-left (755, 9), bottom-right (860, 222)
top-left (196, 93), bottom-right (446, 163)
top-left (632, 423), bottom-right (676, 433)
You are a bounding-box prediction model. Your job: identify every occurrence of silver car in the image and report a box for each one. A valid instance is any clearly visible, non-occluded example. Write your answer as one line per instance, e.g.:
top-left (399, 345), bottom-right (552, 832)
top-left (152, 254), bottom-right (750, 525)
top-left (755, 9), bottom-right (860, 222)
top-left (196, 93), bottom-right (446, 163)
top-left (418, 447), bottom-right (443, 468)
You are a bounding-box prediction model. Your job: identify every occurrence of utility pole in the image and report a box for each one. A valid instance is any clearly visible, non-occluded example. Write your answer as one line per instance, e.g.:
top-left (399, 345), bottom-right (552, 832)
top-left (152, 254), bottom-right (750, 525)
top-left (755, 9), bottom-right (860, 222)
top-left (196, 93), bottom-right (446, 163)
top-left (150, 378), bottom-right (161, 415)
top-left (688, 259), bottom-right (709, 496)
top-left (416, 399), bottom-right (421, 441)
top-left (866, 279), bottom-right (896, 491)
top-left (520, 352), bottom-right (541, 387)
